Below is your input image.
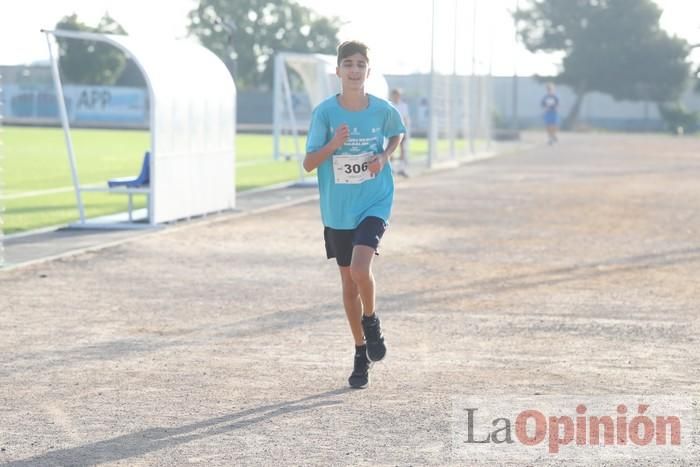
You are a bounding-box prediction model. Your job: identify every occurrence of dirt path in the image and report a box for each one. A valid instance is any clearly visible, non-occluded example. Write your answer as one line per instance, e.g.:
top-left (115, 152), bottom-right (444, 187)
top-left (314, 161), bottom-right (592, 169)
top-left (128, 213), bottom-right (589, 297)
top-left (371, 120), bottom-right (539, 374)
top-left (1, 133), bottom-right (698, 466)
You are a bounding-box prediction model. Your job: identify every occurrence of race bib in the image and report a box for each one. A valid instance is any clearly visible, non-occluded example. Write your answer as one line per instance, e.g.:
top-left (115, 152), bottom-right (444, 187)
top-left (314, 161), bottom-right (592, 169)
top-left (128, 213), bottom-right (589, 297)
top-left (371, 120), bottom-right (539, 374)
top-left (333, 152), bottom-right (376, 184)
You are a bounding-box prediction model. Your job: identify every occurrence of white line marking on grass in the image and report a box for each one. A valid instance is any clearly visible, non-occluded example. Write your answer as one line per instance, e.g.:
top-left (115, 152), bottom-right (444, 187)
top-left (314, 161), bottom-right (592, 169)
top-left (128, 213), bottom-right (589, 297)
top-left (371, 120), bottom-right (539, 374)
top-left (236, 159), bottom-right (299, 167)
top-left (2, 160), bottom-right (296, 200)
top-left (1, 184), bottom-right (102, 200)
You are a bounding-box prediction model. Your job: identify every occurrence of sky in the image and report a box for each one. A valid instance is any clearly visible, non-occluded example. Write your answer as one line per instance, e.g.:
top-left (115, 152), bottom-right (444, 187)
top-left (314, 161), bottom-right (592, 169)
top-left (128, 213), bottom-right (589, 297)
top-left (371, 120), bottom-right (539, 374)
top-left (0, 0), bottom-right (698, 77)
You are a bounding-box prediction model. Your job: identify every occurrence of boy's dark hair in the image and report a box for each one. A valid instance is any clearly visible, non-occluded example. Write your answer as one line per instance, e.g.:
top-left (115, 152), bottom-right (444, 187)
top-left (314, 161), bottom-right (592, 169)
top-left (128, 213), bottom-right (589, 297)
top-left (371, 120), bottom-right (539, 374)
top-left (337, 41), bottom-right (370, 65)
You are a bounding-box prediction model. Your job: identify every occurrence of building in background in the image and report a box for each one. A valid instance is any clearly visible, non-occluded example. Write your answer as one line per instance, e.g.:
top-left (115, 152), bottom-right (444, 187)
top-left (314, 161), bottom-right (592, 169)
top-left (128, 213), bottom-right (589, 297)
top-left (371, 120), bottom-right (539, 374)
top-left (3, 64), bottom-right (699, 133)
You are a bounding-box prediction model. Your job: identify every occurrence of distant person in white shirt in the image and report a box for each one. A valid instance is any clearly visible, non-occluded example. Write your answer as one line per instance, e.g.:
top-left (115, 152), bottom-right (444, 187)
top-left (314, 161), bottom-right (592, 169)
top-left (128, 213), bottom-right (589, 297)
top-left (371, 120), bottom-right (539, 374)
top-left (389, 89), bottom-right (411, 177)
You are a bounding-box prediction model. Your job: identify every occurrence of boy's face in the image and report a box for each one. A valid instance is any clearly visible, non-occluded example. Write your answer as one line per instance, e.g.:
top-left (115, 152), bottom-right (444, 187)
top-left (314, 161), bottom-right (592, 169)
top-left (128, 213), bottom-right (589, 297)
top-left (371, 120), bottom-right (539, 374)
top-left (336, 52), bottom-right (370, 91)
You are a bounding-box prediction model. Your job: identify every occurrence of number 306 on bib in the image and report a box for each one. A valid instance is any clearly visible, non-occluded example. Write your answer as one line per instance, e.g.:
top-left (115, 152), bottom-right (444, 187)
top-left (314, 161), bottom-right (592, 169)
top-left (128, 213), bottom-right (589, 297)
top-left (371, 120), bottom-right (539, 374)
top-left (332, 153), bottom-right (375, 184)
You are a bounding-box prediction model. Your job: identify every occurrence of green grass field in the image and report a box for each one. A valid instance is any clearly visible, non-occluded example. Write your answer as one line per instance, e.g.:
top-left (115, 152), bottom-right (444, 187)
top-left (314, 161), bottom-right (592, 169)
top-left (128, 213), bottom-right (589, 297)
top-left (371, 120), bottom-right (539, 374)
top-left (1, 126), bottom-right (472, 234)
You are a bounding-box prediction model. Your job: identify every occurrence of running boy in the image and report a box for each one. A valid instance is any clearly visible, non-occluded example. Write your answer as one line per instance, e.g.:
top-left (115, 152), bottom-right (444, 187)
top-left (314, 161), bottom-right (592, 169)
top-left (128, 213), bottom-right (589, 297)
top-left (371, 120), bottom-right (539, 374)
top-left (303, 41), bottom-right (405, 389)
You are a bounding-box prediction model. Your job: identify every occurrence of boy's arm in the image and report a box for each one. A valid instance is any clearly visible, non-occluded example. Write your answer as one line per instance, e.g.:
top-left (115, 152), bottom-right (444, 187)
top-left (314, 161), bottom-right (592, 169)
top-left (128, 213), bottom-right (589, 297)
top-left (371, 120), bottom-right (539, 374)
top-left (383, 134), bottom-right (403, 161)
top-left (368, 134), bottom-right (403, 175)
top-left (303, 124), bottom-right (349, 172)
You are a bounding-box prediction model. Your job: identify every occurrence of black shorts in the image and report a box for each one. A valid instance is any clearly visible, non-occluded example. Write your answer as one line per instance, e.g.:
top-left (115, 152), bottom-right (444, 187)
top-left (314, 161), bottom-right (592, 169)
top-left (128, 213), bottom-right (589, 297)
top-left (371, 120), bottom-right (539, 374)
top-left (324, 216), bottom-right (387, 267)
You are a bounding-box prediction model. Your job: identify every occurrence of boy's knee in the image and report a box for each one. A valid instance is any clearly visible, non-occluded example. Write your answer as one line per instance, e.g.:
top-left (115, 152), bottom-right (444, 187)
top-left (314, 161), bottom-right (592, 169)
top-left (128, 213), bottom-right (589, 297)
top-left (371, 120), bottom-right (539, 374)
top-left (349, 265), bottom-right (371, 284)
top-left (341, 277), bottom-right (358, 295)
top-left (342, 287), bottom-right (359, 302)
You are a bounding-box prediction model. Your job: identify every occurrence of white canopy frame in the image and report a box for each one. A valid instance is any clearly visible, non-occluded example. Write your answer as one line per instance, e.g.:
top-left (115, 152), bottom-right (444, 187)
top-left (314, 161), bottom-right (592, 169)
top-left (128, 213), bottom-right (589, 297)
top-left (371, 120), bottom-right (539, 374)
top-left (43, 29), bottom-right (236, 228)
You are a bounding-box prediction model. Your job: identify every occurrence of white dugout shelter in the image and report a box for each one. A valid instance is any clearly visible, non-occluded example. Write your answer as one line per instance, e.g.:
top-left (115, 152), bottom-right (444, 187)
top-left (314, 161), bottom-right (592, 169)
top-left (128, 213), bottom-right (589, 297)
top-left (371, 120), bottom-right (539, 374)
top-left (44, 30), bottom-right (236, 227)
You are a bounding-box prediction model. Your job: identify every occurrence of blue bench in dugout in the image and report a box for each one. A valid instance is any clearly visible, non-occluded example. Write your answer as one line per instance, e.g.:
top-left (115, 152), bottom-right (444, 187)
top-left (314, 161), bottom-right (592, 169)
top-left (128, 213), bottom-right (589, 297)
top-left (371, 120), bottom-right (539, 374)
top-left (109, 151), bottom-right (150, 188)
top-left (81, 151), bottom-right (151, 222)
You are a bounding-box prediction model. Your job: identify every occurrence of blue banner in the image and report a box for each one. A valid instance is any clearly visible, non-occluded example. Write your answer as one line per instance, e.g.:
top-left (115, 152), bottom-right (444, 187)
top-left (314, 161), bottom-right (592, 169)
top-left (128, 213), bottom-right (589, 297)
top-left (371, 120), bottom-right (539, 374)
top-left (3, 84), bottom-right (148, 127)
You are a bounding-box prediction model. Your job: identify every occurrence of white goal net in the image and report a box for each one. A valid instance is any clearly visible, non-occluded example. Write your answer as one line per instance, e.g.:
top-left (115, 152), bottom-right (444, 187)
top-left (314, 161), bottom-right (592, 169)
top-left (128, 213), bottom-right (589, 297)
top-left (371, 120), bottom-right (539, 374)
top-left (272, 53), bottom-right (389, 179)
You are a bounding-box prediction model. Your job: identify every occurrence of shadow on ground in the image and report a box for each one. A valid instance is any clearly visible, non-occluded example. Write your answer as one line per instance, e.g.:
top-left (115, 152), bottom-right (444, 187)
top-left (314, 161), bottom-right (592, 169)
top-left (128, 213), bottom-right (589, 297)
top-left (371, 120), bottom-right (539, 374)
top-left (5, 388), bottom-right (351, 466)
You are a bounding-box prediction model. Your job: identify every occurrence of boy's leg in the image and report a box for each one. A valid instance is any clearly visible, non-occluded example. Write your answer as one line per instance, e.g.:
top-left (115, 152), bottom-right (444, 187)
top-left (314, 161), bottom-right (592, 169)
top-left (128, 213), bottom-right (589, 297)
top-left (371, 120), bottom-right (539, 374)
top-left (326, 226), bottom-right (373, 387)
top-left (340, 264), bottom-right (371, 388)
top-left (351, 245), bottom-right (387, 361)
top-left (338, 266), bottom-right (364, 345)
top-left (349, 245), bottom-right (376, 317)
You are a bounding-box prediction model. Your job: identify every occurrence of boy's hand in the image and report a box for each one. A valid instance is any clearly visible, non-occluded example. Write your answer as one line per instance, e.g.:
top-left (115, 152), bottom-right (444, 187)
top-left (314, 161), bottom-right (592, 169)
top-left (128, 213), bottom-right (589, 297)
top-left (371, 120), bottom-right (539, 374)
top-left (331, 124), bottom-right (350, 150)
top-left (368, 154), bottom-right (386, 175)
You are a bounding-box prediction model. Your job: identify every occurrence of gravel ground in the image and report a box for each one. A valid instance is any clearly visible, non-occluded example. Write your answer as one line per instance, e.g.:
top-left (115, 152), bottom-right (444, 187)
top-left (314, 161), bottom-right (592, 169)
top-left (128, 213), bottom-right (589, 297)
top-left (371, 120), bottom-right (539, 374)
top-left (1, 133), bottom-right (698, 466)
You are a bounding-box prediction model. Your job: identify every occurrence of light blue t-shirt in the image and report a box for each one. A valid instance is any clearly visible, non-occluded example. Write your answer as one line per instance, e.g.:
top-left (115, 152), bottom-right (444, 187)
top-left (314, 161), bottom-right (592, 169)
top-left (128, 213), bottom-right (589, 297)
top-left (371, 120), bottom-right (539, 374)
top-left (306, 94), bottom-right (406, 229)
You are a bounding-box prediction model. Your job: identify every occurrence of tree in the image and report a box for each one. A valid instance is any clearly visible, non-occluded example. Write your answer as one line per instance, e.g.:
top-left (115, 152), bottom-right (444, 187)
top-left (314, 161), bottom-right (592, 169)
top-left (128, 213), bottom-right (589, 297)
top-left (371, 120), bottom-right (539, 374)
top-left (515, 0), bottom-right (690, 129)
top-left (115, 59), bottom-right (147, 88)
top-left (56, 13), bottom-right (128, 85)
top-left (187, 0), bottom-right (341, 89)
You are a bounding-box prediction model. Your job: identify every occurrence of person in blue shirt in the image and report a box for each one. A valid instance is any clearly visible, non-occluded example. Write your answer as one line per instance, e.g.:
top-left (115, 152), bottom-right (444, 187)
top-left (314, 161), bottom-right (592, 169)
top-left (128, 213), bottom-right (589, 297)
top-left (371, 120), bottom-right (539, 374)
top-left (304, 40), bottom-right (405, 389)
top-left (541, 83), bottom-right (560, 145)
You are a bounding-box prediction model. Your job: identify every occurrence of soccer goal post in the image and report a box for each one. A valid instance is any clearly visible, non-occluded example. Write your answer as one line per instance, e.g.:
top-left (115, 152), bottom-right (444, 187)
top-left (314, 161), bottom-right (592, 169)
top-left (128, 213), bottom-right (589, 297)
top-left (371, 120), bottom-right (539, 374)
top-left (272, 53), bottom-right (389, 182)
top-left (424, 0), bottom-right (493, 168)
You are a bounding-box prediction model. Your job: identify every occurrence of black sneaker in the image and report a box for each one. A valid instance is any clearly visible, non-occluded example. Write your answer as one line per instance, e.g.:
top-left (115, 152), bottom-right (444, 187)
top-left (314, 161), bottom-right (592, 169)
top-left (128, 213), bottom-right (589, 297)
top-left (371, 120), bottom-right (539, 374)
top-left (362, 314), bottom-right (386, 362)
top-left (348, 351), bottom-right (370, 389)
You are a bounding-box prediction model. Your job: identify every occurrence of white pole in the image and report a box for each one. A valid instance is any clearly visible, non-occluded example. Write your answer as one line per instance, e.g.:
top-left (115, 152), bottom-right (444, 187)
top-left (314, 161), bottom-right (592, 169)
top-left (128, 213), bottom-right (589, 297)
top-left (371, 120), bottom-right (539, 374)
top-left (469, 0), bottom-right (478, 155)
top-left (450, 0), bottom-right (458, 160)
top-left (279, 61), bottom-right (304, 182)
top-left (44, 31), bottom-right (85, 223)
top-left (428, 0), bottom-right (437, 168)
top-left (487, 4), bottom-right (494, 150)
top-left (147, 63), bottom-right (156, 226)
top-left (273, 54), bottom-right (282, 161)
top-left (512, 0), bottom-right (520, 132)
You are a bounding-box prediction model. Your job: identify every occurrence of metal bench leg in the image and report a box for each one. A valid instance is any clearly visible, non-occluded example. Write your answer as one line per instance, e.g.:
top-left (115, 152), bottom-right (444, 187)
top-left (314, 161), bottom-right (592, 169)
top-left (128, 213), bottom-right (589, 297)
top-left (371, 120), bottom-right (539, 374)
top-left (128, 193), bottom-right (133, 222)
